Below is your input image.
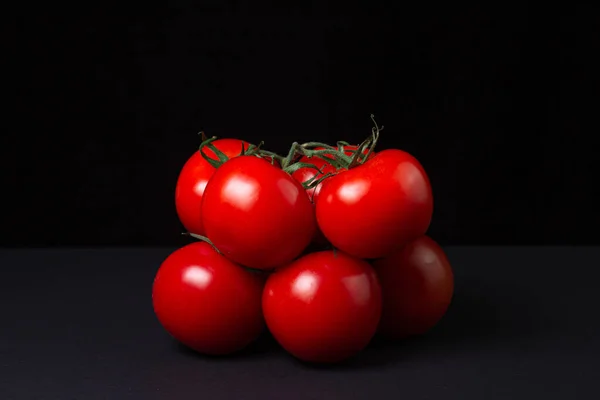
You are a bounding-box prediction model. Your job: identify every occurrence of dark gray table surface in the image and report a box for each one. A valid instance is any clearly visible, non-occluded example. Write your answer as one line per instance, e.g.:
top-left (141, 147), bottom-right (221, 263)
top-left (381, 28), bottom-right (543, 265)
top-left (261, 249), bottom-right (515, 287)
top-left (1, 247), bottom-right (599, 399)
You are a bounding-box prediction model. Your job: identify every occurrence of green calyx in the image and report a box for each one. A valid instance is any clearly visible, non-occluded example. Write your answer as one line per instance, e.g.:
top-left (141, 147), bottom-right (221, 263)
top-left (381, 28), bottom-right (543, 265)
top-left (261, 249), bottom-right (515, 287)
top-left (197, 132), bottom-right (266, 168)
top-left (183, 232), bottom-right (273, 275)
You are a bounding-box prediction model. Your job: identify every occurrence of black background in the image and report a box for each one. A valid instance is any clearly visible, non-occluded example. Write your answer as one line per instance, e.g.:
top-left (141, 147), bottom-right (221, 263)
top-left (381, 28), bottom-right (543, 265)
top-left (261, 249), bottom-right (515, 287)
top-left (6, 4), bottom-right (599, 247)
top-left (4, 6), bottom-right (600, 398)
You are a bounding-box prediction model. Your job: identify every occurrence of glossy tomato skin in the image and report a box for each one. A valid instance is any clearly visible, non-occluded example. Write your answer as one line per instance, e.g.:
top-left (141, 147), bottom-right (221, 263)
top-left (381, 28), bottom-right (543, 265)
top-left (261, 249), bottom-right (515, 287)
top-left (263, 250), bottom-right (382, 364)
top-left (175, 139), bottom-right (250, 235)
top-left (202, 156), bottom-right (316, 270)
top-left (292, 145), bottom-right (374, 245)
top-left (316, 149), bottom-right (433, 259)
top-left (292, 145), bottom-right (374, 204)
top-left (292, 156), bottom-right (336, 203)
top-left (292, 157), bottom-right (336, 245)
top-left (152, 242), bottom-right (265, 355)
top-left (373, 235), bottom-right (454, 339)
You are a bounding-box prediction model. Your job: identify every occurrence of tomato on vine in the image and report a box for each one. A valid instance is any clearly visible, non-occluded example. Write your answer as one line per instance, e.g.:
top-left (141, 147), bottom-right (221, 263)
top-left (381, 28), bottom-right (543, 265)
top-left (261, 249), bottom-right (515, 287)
top-left (290, 143), bottom-right (375, 245)
top-left (292, 144), bottom-right (374, 204)
top-left (201, 155), bottom-right (317, 270)
top-left (316, 148), bottom-right (433, 259)
top-left (152, 242), bottom-right (265, 355)
top-left (263, 250), bottom-right (382, 363)
top-left (296, 117), bottom-right (434, 259)
top-left (372, 235), bottom-right (454, 339)
top-left (175, 137), bottom-right (251, 235)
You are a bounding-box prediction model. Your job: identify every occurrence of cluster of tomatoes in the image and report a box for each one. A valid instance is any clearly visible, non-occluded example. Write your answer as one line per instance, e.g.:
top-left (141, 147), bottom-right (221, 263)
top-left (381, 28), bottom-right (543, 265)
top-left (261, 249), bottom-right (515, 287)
top-left (152, 117), bottom-right (454, 364)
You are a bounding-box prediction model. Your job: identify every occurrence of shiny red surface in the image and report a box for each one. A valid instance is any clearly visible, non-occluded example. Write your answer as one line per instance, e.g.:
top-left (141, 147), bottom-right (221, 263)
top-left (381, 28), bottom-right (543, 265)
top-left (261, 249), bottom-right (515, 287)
top-left (202, 156), bottom-right (316, 270)
top-left (263, 250), bottom-right (382, 363)
top-left (373, 235), bottom-right (454, 339)
top-left (175, 138), bottom-right (250, 235)
top-left (316, 149), bottom-right (434, 259)
top-left (152, 242), bottom-right (264, 355)
top-left (291, 145), bottom-right (374, 245)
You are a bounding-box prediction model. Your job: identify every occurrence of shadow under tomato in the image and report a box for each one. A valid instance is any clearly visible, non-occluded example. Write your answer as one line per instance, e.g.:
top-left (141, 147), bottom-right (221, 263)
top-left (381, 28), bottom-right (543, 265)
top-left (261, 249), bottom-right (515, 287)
top-left (295, 278), bottom-right (546, 371)
top-left (430, 278), bottom-right (546, 347)
top-left (290, 337), bottom-right (419, 371)
top-left (174, 330), bottom-right (281, 361)
top-left (175, 278), bottom-right (545, 369)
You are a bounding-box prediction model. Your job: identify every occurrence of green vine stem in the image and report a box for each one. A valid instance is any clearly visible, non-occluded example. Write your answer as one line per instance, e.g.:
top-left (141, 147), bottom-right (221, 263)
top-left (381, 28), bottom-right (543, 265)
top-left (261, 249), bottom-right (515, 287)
top-left (300, 113), bottom-right (383, 171)
top-left (283, 161), bottom-right (322, 175)
top-left (198, 136), bottom-right (229, 168)
top-left (362, 113), bottom-right (383, 162)
top-left (182, 232), bottom-right (222, 254)
top-left (256, 149), bottom-right (285, 166)
top-left (274, 114), bottom-right (384, 191)
top-left (300, 142), bottom-right (338, 151)
top-left (194, 114), bottom-right (383, 190)
top-left (184, 232), bottom-right (274, 275)
top-left (198, 134), bottom-right (273, 168)
top-left (346, 135), bottom-right (373, 169)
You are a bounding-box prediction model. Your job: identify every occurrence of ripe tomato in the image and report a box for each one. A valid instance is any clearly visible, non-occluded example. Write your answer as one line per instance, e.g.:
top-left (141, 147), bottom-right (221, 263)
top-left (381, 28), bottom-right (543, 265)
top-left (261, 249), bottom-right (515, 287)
top-left (201, 156), bottom-right (316, 270)
top-left (291, 156), bottom-right (336, 246)
top-left (373, 235), bottom-right (454, 339)
top-left (292, 145), bottom-right (374, 204)
top-left (292, 155), bottom-right (336, 204)
top-left (263, 250), bottom-right (382, 363)
top-left (292, 145), bottom-right (374, 245)
top-left (316, 149), bottom-right (433, 259)
top-left (175, 138), bottom-right (250, 235)
top-left (152, 242), bottom-right (264, 355)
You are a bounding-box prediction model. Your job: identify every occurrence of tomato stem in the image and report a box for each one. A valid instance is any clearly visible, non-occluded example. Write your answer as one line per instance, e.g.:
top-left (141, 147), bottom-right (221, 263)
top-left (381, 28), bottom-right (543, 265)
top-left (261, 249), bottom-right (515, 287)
top-left (303, 149), bottom-right (352, 168)
top-left (347, 136), bottom-right (372, 169)
top-left (198, 135), bottom-right (277, 167)
top-left (363, 113), bottom-right (383, 162)
top-left (300, 142), bottom-right (338, 151)
top-left (198, 136), bottom-right (226, 168)
top-left (288, 114), bottom-right (384, 173)
top-left (281, 142), bottom-right (301, 169)
top-left (336, 140), bottom-right (351, 155)
top-left (283, 161), bottom-right (322, 176)
top-left (256, 149), bottom-right (285, 165)
top-left (183, 232), bottom-right (223, 255)
top-left (244, 141), bottom-right (265, 157)
top-left (304, 171), bottom-right (335, 190)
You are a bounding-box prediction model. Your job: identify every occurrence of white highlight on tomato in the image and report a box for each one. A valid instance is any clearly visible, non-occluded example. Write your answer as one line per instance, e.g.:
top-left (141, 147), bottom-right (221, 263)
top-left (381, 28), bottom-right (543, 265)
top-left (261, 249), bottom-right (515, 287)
top-left (337, 180), bottom-right (371, 205)
top-left (277, 178), bottom-right (300, 206)
top-left (183, 266), bottom-right (213, 290)
top-left (194, 179), bottom-right (209, 195)
top-left (222, 176), bottom-right (259, 212)
top-left (292, 271), bottom-right (320, 303)
top-left (394, 162), bottom-right (430, 203)
top-left (410, 244), bottom-right (447, 286)
top-left (341, 274), bottom-right (372, 307)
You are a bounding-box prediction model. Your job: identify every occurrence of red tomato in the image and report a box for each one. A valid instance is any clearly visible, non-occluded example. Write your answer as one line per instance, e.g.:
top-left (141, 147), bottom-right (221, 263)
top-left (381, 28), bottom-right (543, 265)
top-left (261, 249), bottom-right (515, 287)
top-left (291, 156), bottom-right (336, 246)
top-left (373, 235), bottom-right (454, 339)
top-left (201, 156), bottom-right (316, 270)
top-left (292, 145), bottom-right (374, 245)
top-left (316, 149), bottom-right (433, 259)
top-left (175, 138), bottom-right (250, 235)
top-left (263, 250), bottom-right (382, 363)
top-left (152, 242), bottom-right (264, 355)
top-left (292, 145), bottom-right (373, 203)
top-left (292, 155), bottom-right (336, 204)
top-left (262, 155), bottom-right (281, 168)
